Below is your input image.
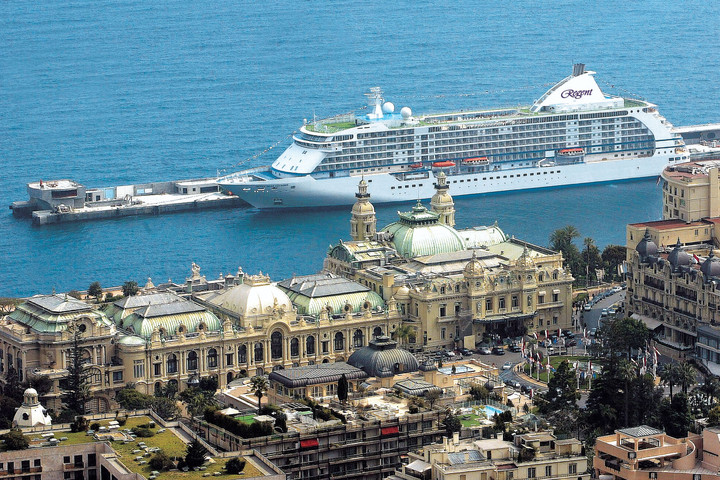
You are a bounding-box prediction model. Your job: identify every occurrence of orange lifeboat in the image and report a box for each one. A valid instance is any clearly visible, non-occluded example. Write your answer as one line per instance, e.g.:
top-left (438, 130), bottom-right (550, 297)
top-left (432, 161), bottom-right (456, 168)
top-left (410, 163), bottom-right (423, 169)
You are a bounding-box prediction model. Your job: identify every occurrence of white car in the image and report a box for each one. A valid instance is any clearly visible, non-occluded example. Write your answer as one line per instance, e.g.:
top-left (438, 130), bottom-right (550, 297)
top-left (502, 361), bottom-right (513, 370)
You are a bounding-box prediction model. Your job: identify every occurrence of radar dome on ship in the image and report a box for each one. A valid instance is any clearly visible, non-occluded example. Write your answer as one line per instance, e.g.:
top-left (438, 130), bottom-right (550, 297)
top-left (401, 107), bottom-right (412, 119)
top-left (382, 102), bottom-right (395, 113)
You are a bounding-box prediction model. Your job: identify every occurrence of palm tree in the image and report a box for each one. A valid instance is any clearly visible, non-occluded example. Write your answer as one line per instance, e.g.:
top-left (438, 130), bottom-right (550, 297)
top-left (392, 324), bottom-right (415, 349)
top-left (617, 359), bottom-right (636, 427)
top-left (700, 376), bottom-right (720, 408)
top-left (249, 375), bottom-right (268, 414)
top-left (660, 363), bottom-right (680, 399)
top-left (677, 362), bottom-right (696, 395)
top-left (583, 237), bottom-right (596, 288)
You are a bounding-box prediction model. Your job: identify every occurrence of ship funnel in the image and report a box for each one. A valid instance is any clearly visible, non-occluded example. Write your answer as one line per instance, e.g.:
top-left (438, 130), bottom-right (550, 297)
top-left (572, 63), bottom-right (586, 76)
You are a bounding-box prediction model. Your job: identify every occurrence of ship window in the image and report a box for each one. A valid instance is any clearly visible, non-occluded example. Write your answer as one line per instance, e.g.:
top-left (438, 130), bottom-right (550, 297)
top-left (483, 178), bottom-right (486, 180)
top-left (391, 187), bottom-right (395, 190)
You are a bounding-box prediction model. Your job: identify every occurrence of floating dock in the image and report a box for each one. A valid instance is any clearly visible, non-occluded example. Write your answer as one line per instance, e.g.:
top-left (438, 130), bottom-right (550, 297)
top-left (10, 177), bottom-right (245, 225)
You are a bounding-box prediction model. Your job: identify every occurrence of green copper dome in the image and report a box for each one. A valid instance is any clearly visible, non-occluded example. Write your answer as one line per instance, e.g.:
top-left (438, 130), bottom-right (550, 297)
top-left (381, 201), bottom-right (466, 258)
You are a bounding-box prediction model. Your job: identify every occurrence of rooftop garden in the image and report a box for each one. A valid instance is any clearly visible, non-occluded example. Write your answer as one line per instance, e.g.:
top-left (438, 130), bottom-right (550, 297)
top-left (16, 416), bottom-right (261, 480)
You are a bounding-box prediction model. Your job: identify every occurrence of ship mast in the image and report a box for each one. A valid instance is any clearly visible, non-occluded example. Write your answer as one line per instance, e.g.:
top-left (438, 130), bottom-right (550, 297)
top-left (365, 87), bottom-right (384, 119)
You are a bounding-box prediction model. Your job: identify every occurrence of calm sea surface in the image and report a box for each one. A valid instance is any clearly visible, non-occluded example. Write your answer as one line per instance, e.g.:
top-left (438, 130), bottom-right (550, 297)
top-left (1, 1), bottom-right (719, 297)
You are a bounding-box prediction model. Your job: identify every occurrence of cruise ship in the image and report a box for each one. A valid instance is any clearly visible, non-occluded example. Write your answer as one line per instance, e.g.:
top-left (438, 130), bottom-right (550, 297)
top-left (218, 64), bottom-right (688, 208)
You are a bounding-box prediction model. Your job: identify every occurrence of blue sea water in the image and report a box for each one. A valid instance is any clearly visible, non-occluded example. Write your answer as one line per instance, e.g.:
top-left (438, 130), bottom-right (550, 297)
top-left (1, 1), bottom-right (719, 297)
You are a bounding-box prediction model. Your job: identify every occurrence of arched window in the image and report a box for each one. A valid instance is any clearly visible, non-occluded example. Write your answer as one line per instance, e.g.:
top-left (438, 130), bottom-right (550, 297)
top-left (271, 331), bottom-right (283, 360)
top-left (353, 329), bottom-right (364, 348)
top-left (290, 338), bottom-right (299, 357)
top-left (207, 348), bottom-right (218, 368)
top-left (154, 382), bottom-right (162, 395)
top-left (256, 367), bottom-right (264, 376)
top-left (227, 372), bottom-right (234, 384)
top-left (254, 343), bottom-right (264, 363)
top-left (306, 336), bottom-right (315, 356)
top-left (187, 351), bottom-right (198, 371)
top-left (334, 332), bottom-right (344, 351)
top-left (168, 379), bottom-right (178, 392)
top-left (167, 354), bottom-right (178, 374)
top-left (238, 345), bottom-right (247, 364)
top-left (373, 326), bottom-right (383, 338)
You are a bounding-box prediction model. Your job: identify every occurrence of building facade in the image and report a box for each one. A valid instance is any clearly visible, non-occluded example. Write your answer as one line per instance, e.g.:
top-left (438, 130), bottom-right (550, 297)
top-left (325, 180), bottom-right (573, 351)
top-left (661, 160), bottom-right (720, 222)
top-left (592, 425), bottom-right (720, 480)
top-left (390, 430), bottom-right (588, 480)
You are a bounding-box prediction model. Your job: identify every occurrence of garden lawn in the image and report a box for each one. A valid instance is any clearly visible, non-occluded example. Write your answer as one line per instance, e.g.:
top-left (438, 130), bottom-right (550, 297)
top-left (234, 414), bottom-right (256, 425)
top-left (20, 416), bottom-right (262, 480)
top-left (459, 414), bottom-right (484, 427)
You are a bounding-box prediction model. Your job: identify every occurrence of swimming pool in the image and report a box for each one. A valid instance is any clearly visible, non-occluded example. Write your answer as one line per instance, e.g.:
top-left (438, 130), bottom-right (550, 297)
top-left (438, 365), bottom-right (475, 374)
top-left (483, 405), bottom-right (504, 418)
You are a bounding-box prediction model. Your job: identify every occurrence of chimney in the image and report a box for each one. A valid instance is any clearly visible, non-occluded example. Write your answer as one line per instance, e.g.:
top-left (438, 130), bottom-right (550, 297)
top-left (464, 451), bottom-right (470, 463)
top-left (453, 432), bottom-right (460, 445)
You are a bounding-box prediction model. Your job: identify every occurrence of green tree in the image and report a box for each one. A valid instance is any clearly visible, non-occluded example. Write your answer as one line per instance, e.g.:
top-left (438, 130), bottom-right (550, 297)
top-left (660, 393), bottom-right (693, 438)
top-left (61, 322), bottom-right (91, 416)
top-left (225, 457), bottom-right (246, 474)
top-left (708, 405), bottom-right (720, 427)
top-left (677, 362), bottom-right (696, 395)
top-left (660, 363), bottom-right (680, 399)
top-left (698, 375), bottom-right (720, 409)
top-left (469, 385), bottom-right (489, 401)
top-left (24, 374), bottom-right (53, 396)
top-left (549, 226), bottom-right (582, 277)
top-left (116, 387), bottom-right (153, 410)
top-left (425, 389), bottom-right (442, 409)
top-left (617, 359), bottom-right (636, 427)
top-left (184, 438), bottom-right (208, 469)
top-left (443, 411), bottom-right (462, 436)
top-left (4, 366), bottom-right (24, 402)
top-left (66, 290), bottom-right (82, 300)
top-left (179, 387), bottom-right (216, 418)
top-left (392, 324), bottom-right (415, 348)
top-left (151, 397), bottom-right (179, 420)
top-left (603, 316), bottom-right (652, 360)
top-left (582, 237), bottom-right (602, 285)
top-left (249, 376), bottom-right (268, 414)
top-left (87, 282), bottom-right (103, 303)
top-left (122, 281), bottom-right (139, 297)
top-left (538, 360), bottom-right (578, 414)
top-left (149, 452), bottom-right (174, 471)
top-left (1, 429), bottom-right (28, 450)
top-left (602, 245), bottom-right (627, 281)
top-left (337, 374), bottom-right (348, 404)
top-left (0, 297), bottom-right (21, 314)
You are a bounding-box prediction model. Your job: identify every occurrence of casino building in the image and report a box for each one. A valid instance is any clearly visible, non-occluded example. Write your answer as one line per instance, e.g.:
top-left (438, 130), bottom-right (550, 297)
top-left (325, 174), bottom-right (574, 351)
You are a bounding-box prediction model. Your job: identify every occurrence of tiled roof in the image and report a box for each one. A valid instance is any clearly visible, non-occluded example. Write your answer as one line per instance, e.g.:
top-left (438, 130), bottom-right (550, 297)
top-left (278, 273), bottom-right (369, 297)
top-left (617, 425), bottom-right (664, 437)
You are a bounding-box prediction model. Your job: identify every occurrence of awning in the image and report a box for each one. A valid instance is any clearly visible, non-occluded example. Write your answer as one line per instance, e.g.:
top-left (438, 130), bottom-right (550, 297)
top-left (300, 439), bottom-right (319, 449)
top-left (381, 426), bottom-right (399, 436)
top-left (406, 459), bottom-right (432, 472)
top-left (630, 313), bottom-right (664, 330)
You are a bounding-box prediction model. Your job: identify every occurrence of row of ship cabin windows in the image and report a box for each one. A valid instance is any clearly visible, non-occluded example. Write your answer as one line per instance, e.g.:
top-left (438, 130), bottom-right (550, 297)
top-left (390, 171), bottom-right (561, 189)
top-left (133, 328), bottom-right (386, 378)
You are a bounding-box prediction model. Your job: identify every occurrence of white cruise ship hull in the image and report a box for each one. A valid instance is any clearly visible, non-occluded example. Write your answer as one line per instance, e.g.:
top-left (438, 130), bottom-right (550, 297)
top-left (220, 153), bottom-right (679, 209)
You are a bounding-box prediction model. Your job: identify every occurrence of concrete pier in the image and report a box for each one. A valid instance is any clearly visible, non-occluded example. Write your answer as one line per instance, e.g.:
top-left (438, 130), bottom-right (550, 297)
top-left (10, 177), bottom-right (247, 225)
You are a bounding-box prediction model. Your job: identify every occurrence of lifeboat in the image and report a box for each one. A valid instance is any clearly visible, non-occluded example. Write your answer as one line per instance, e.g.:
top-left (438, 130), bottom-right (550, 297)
top-left (558, 148), bottom-right (584, 156)
top-left (432, 161), bottom-right (456, 168)
top-left (410, 163), bottom-right (423, 169)
top-left (462, 156), bottom-right (489, 165)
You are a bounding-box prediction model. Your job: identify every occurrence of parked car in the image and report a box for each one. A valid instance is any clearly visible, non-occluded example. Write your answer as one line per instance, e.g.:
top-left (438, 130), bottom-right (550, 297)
top-left (583, 304), bottom-right (592, 311)
top-left (502, 361), bottom-right (513, 370)
top-left (505, 379), bottom-right (521, 389)
top-left (478, 346), bottom-right (492, 355)
top-left (509, 343), bottom-right (522, 353)
top-left (492, 346), bottom-right (505, 355)
top-left (601, 309), bottom-right (608, 317)
top-left (566, 339), bottom-right (577, 347)
top-left (459, 348), bottom-right (472, 356)
top-left (563, 330), bottom-right (575, 338)
top-left (589, 327), bottom-right (597, 337)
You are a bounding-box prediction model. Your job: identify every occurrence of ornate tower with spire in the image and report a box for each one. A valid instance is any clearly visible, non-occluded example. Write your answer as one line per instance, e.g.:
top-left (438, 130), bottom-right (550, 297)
top-left (431, 171), bottom-right (455, 227)
top-left (350, 179), bottom-right (377, 241)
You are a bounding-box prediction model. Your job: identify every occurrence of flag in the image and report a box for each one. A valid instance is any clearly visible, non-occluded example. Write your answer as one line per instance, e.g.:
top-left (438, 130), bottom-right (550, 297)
top-left (532, 331), bottom-right (538, 340)
top-left (545, 329), bottom-right (548, 339)
top-left (656, 176), bottom-right (661, 186)
top-left (583, 328), bottom-right (587, 339)
top-left (693, 253), bottom-right (700, 264)
top-left (643, 355), bottom-right (647, 369)
top-left (653, 346), bottom-right (659, 364)
top-left (558, 327), bottom-right (562, 338)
